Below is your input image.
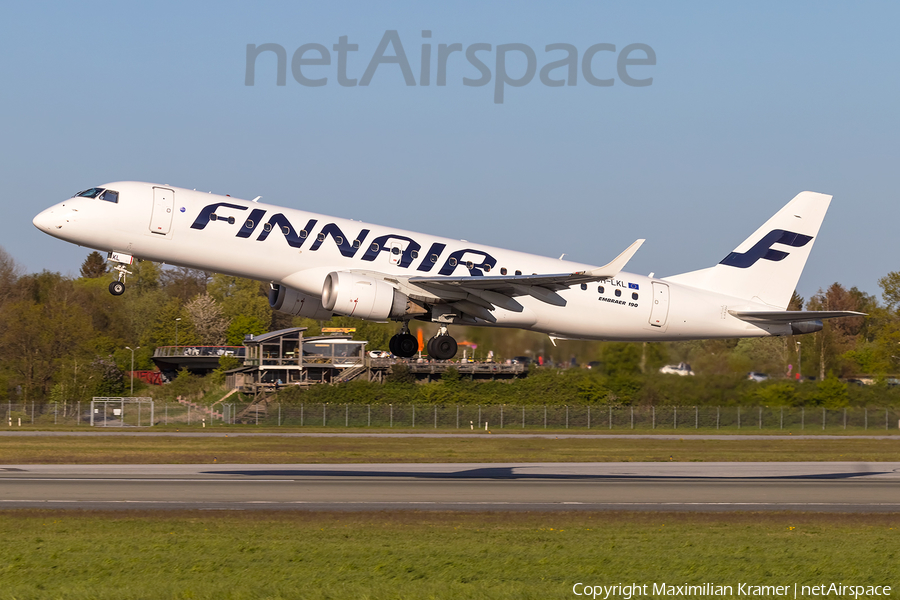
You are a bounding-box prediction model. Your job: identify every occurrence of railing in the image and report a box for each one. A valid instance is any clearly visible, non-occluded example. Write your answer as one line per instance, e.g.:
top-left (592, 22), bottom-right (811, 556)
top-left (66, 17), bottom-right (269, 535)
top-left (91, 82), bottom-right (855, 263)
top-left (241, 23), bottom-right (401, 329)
top-left (8, 403), bottom-right (895, 430)
top-left (153, 346), bottom-right (245, 358)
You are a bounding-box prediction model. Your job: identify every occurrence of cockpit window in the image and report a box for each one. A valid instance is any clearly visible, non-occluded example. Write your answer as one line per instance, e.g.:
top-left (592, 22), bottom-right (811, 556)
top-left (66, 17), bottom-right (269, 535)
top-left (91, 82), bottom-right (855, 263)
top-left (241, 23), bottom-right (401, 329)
top-left (74, 187), bottom-right (118, 203)
top-left (75, 187), bottom-right (105, 198)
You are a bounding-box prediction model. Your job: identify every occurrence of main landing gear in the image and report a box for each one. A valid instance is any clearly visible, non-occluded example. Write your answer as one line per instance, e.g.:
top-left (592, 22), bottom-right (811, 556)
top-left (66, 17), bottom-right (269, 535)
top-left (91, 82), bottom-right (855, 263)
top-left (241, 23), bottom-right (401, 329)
top-left (108, 262), bottom-right (131, 296)
top-left (389, 324), bottom-right (459, 360)
top-left (426, 325), bottom-right (457, 361)
top-left (388, 323), bottom-right (419, 359)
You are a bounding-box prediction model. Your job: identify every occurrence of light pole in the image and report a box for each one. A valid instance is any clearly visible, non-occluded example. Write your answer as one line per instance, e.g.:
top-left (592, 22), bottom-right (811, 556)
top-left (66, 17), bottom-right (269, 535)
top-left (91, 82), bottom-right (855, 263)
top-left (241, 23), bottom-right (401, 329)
top-left (795, 341), bottom-right (802, 381)
top-left (125, 346), bottom-right (139, 396)
top-left (175, 318), bottom-right (182, 348)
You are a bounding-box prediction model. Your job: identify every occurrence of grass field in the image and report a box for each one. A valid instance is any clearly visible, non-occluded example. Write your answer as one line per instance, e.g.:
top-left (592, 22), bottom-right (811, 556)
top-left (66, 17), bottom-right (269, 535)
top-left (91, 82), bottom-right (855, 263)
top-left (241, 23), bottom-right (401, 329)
top-left (0, 511), bottom-right (896, 600)
top-left (1, 434), bottom-right (899, 464)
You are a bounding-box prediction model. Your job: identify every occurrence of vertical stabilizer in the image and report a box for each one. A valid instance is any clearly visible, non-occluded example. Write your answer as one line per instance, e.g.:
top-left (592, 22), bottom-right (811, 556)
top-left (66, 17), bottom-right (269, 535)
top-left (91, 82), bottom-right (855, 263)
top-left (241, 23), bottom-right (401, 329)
top-left (664, 191), bottom-right (832, 309)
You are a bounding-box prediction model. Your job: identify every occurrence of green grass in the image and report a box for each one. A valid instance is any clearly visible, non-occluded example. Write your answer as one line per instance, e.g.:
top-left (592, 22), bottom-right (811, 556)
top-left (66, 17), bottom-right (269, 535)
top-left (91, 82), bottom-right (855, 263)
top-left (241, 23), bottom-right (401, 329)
top-left (0, 511), bottom-right (897, 599)
top-left (2, 435), bottom-right (900, 463)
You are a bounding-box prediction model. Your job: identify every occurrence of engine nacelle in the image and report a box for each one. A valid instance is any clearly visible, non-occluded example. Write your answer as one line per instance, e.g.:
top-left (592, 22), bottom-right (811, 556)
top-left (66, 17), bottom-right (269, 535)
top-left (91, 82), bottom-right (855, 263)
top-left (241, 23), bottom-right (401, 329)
top-left (791, 320), bottom-right (823, 335)
top-left (268, 284), bottom-right (333, 320)
top-left (321, 271), bottom-right (408, 320)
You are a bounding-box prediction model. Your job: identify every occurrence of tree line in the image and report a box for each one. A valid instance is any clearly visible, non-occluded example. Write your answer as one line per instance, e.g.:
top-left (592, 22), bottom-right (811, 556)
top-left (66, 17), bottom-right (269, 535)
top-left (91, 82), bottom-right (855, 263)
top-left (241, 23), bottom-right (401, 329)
top-left (2, 245), bottom-right (900, 406)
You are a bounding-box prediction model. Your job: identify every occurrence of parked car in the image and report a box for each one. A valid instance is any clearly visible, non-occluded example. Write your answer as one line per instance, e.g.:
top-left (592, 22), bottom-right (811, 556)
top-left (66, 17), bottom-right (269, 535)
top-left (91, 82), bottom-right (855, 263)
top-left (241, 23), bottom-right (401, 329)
top-left (747, 372), bottom-right (769, 382)
top-left (368, 350), bottom-right (392, 359)
top-left (659, 362), bottom-right (694, 376)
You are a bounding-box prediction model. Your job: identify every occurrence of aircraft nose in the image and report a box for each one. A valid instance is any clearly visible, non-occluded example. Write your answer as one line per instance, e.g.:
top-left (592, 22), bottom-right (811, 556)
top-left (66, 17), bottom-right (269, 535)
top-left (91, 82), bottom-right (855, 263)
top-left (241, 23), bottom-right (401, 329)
top-left (33, 204), bottom-right (76, 232)
top-left (33, 207), bottom-right (56, 232)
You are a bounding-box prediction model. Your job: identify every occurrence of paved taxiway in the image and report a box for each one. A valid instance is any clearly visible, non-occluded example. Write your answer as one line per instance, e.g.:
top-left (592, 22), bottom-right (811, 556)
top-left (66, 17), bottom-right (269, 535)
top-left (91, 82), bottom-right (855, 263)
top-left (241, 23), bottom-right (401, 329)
top-left (2, 462), bottom-right (899, 512)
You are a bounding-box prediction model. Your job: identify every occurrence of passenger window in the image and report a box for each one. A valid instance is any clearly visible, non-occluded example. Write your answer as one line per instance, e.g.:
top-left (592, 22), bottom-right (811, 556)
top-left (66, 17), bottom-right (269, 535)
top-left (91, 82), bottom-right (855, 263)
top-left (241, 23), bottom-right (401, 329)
top-left (392, 247), bottom-right (401, 255)
top-left (483, 264), bottom-right (491, 272)
top-left (632, 292), bottom-right (639, 300)
top-left (335, 236), bottom-right (344, 245)
top-left (515, 270), bottom-right (522, 276)
top-left (580, 283), bottom-right (587, 290)
top-left (99, 190), bottom-right (118, 203)
top-left (598, 286), bottom-right (604, 294)
top-left (430, 254), bottom-right (438, 262)
top-left (352, 239), bottom-right (361, 248)
top-left (466, 261), bottom-right (473, 269)
top-left (501, 268), bottom-right (507, 275)
top-left (449, 258), bottom-right (458, 266)
top-left (411, 250), bottom-right (419, 259)
top-left (299, 229), bottom-right (308, 238)
top-left (317, 233), bottom-right (326, 242)
top-left (615, 289), bottom-right (621, 297)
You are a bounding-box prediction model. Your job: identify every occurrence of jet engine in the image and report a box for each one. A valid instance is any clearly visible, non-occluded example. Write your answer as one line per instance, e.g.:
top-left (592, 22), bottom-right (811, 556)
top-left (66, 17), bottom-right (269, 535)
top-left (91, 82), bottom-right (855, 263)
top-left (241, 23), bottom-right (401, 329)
top-left (268, 284), bottom-right (334, 320)
top-left (321, 271), bottom-right (409, 320)
top-left (791, 320), bottom-right (823, 335)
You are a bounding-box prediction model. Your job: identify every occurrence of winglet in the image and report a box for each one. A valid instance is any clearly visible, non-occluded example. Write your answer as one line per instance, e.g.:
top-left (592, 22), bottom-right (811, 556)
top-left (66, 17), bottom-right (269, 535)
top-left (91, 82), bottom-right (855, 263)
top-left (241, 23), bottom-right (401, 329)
top-left (588, 239), bottom-right (645, 279)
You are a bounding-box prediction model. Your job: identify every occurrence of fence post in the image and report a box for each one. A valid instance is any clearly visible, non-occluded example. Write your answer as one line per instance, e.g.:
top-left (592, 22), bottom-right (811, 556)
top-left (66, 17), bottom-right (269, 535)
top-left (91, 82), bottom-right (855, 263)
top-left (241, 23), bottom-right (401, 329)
top-left (780, 407), bottom-right (783, 430)
top-left (77, 401), bottom-right (80, 426)
top-left (301, 403), bottom-right (304, 426)
top-left (865, 407), bottom-right (867, 430)
top-left (801, 407), bottom-right (805, 430)
top-left (565, 405), bottom-right (569, 429)
top-left (478, 405), bottom-right (482, 428)
top-left (346, 404), bottom-right (349, 427)
top-left (695, 406), bottom-right (698, 429)
top-left (674, 406), bottom-right (677, 429)
top-left (758, 407), bottom-right (762, 429)
top-left (631, 406), bottom-right (634, 429)
top-left (652, 406), bottom-right (655, 429)
top-left (412, 404), bottom-right (416, 428)
top-left (500, 405), bottom-right (503, 429)
top-left (522, 406), bottom-right (525, 429)
top-left (716, 406), bottom-right (719, 430)
top-left (544, 405), bottom-right (547, 429)
top-left (278, 403), bottom-right (282, 427)
top-left (323, 404), bottom-right (326, 427)
top-left (457, 404), bottom-right (459, 429)
top-left (737, 406), bottom-right (740, 429)
top-left (54, 402), bottom-right (58, 425)
top-left (822, 407), bottom-right (826, 431)
top-left (887, 408), bottom-right (890, 431)
top-left (368, 404), bottom-right (371, 427)
top-left (390, 404), bottom-right (393, 428)
top-left (434, 405), bottom-right (438, 429)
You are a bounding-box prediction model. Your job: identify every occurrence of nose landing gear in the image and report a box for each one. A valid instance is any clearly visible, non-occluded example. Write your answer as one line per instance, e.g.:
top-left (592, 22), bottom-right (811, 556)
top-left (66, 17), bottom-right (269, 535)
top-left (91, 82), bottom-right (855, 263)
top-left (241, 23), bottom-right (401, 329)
top-left (108, 262), bottom-right (131, 296)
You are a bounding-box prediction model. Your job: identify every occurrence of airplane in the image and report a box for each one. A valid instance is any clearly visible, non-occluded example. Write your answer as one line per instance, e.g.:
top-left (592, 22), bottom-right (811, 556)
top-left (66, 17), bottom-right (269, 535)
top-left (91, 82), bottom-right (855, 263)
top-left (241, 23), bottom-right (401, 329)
top-left (32, 182), bottom-right (863, 359)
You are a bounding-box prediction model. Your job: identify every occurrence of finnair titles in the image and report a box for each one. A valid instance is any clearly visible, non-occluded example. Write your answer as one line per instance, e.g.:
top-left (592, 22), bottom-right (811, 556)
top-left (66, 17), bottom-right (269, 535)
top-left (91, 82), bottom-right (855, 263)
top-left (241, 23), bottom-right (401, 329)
top-left (33, 182), bottom-right (862, 359)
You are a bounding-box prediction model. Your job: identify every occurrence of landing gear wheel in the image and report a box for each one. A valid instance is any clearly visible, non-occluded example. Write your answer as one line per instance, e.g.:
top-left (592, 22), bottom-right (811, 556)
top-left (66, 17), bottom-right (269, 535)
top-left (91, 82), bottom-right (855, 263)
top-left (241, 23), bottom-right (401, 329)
top-left (109, 281), bottom-right (125, 296)
top-left (427, 335), bottom-right (458, 360)
top-left (389, 333), bottom-right (418, 358)
top-left (395, 333), bottom-right (418, 358)
top-left (388, 335), bottom-right (400, 357)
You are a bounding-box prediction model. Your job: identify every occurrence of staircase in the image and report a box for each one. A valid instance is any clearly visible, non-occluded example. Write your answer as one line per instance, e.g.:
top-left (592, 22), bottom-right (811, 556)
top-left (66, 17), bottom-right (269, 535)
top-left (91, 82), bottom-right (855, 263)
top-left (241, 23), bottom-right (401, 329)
top-left (335, 363), bottom-right (368, 383)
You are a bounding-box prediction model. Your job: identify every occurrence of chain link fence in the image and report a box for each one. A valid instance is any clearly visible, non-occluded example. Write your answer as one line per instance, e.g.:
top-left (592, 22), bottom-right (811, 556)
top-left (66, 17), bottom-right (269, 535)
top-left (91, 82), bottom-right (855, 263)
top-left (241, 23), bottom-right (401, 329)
top-left (4, 402), bottom-right (900, 431)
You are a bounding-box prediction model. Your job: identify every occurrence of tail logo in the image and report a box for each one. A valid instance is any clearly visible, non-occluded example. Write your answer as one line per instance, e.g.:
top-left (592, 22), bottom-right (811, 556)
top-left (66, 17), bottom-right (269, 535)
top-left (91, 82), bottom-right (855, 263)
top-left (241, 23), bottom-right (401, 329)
top-left (719, 229), bottom-right (812, 269)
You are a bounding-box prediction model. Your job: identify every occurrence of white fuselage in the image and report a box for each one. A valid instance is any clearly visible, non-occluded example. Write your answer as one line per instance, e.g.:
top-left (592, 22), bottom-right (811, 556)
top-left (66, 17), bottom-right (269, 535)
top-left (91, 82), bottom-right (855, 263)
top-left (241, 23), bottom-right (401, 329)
top-left (33, 181), bottom-right (786, 341)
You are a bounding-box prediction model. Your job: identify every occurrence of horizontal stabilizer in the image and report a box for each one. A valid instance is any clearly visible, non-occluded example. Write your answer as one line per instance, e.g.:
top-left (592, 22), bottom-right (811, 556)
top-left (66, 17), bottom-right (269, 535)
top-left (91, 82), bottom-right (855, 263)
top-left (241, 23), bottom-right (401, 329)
top-left (729, 310), bottom-right (866, 324)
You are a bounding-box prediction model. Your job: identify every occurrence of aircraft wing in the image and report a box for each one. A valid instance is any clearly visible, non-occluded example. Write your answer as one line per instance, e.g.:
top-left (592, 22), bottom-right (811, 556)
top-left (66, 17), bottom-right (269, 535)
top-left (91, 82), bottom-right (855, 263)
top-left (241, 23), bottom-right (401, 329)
top-left (406, 239), bottom-right (644, 315)
top-left (728, 310), bottom-right (866, 323)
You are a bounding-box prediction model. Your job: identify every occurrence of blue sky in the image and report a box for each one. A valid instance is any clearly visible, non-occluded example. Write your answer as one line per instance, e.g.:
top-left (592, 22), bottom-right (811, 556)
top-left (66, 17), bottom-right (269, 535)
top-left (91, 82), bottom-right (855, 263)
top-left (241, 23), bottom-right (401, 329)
top-left (2, 1), bottom-right (898, 302)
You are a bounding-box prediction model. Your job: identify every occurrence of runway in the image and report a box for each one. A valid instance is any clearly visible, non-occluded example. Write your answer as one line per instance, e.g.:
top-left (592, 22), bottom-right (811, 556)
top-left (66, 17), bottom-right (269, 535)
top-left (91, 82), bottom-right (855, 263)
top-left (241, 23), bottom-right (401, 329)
top-left (2, 462), bottom-right (900, 512)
